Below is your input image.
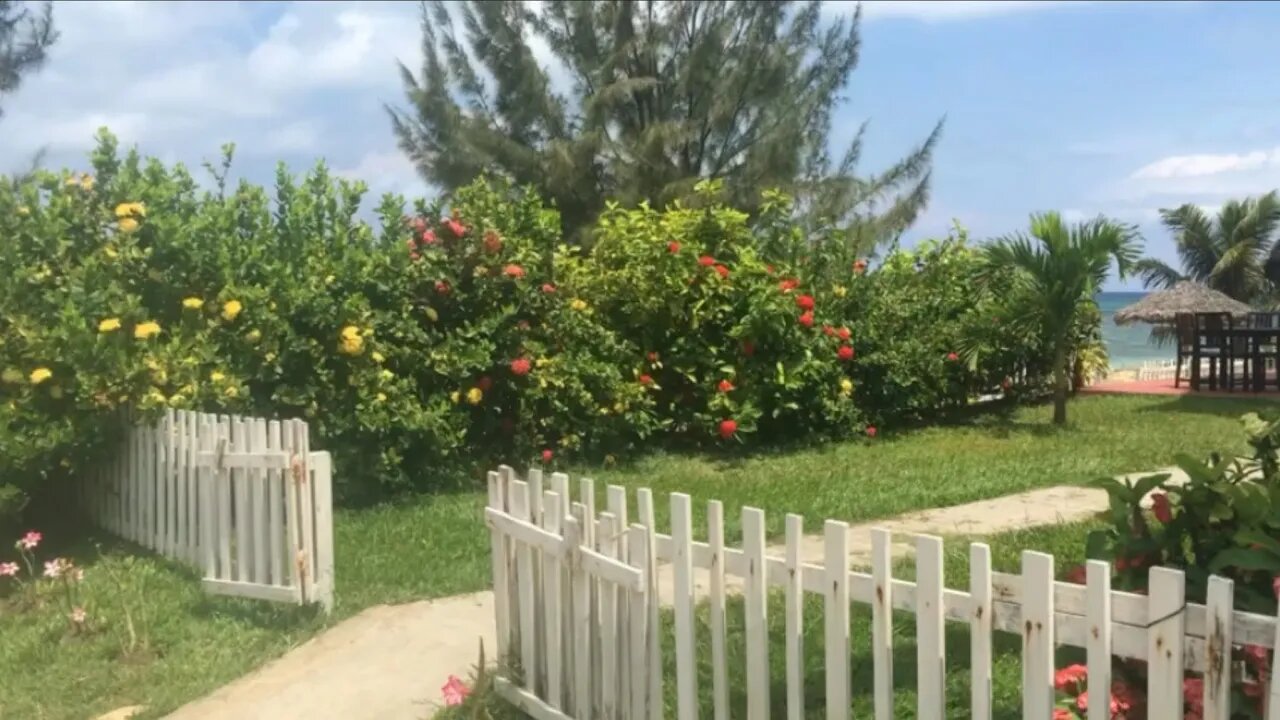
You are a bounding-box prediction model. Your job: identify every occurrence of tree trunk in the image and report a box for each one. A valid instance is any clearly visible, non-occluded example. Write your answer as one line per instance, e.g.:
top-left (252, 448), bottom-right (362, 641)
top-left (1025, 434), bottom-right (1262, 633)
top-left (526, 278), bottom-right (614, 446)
top-left (1053, 344), bottom-right (1069, 425)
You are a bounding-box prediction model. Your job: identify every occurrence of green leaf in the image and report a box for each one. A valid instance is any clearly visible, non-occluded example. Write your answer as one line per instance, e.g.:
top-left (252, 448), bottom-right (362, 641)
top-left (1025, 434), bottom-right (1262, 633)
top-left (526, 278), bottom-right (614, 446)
top-left (1208, 547), bottom-right (1280, 574)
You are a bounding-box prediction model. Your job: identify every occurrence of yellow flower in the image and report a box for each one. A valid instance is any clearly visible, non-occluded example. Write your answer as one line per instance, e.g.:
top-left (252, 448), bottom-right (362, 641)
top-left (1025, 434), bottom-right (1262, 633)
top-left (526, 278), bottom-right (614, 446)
top-left (29, 367), bottom-right (52, 385)
top-left (146, 388), bottom-right (166, 405)
top-left (265, 352), bottom-right (277, 363)
top-left (80, 174), bottom-right (95, 190)
top-left (840, 378), bottom-right (854, 396)
top-left (222, 299), bottom-right (243, 321)
top-left (425, 307), bottom-right (439, 322)
top-left (338, 325), bottom-right (364, 355)
top-left (182, 297), bottom-right (203, 310)
top-left (224, 386), bottom-right (239, 398)
top-left (379, 369), bottom-right (394, 381)
top-left (1, 368), bottom-right (22, 384)
top-left (375, 392), bottom-right (388, 403)
top-left (466, 387), bottom-right (484, 405)
top-left (613, 401), bottom-right (625, 414)
top-left (114, 202), bottom-right (146, 218)
top-left (570, 298), bottom-right (589, 311)
top-left (167, 394), bottom-right (186, 407)
top-left (133, 321), bottom-right (162, 340)
top-left (103, 245), bottom-right (119, 259)
top-left (118, 217), bottom-right (140, 233)
top-left (245, 329), bottom-right (262, 343)
top-left (17, 206), bottom-right (29, 217)
top-left (371, 351), bottom-right (385, 363)
top-left (535, 357), bottom-right (550, 368)
top-left (210, 371), bottom-right (226, 383)
top-left (450, 391), bottom-right (461, 404)
top-left (324, 274), bottom-right (335, 285)
top-left (833, 285), bottom-right (848, 298)
top-left (98, 317), bottom-right (121, 333)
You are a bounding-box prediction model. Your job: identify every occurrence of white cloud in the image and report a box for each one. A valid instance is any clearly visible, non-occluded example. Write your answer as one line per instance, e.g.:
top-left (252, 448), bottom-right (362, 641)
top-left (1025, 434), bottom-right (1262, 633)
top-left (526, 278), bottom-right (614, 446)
top-left (0, 1), bottom-right (424, 192)
top-left (335, 150), bottom-right (430, 199)
top-left (1131, 148), bottom-right (1280, 180)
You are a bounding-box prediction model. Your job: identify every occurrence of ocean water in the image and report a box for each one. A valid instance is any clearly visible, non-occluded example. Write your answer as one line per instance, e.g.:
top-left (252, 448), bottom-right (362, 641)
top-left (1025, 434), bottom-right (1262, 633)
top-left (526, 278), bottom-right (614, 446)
top-left (1097, 291), bottom-right (1169, 369)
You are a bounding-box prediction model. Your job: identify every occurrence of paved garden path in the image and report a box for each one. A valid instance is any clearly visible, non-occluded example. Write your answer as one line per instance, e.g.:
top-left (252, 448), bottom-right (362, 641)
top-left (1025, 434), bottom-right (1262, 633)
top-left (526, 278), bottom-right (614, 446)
top-left (162, 467), bottom-right (1184, 720)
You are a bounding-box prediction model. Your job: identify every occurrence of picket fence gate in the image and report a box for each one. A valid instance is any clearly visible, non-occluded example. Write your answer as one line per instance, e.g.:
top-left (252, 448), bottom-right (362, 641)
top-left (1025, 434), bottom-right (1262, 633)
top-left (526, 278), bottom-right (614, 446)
top-left (71, 408), bottom-right (334, 610)
top-left (486, 465), bottom-right (1280, 720)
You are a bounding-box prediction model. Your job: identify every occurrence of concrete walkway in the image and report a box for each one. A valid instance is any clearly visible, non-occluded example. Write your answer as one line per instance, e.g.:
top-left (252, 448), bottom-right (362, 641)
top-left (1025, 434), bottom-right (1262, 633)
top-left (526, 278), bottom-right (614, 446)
top-left (163, 467), bottom-right (1185, 719)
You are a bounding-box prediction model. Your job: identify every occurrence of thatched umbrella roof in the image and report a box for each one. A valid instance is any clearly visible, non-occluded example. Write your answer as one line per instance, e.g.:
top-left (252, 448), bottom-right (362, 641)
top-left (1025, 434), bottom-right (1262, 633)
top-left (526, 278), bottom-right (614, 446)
top-left (1113, 281), bottom-right (1253, 325)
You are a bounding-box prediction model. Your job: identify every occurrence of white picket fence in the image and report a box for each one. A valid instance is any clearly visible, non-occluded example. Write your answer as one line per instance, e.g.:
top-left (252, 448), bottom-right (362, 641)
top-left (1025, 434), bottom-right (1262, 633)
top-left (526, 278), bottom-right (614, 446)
top-left (72, 409), bottom-right (334, 610)
top-left (486, 466), bottom-right (1280, 720)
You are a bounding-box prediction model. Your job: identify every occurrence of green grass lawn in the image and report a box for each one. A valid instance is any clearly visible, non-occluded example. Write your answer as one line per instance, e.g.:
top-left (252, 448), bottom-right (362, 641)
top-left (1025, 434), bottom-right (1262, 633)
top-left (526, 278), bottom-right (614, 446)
top-left (0, 393), bottom-right (1270, 719)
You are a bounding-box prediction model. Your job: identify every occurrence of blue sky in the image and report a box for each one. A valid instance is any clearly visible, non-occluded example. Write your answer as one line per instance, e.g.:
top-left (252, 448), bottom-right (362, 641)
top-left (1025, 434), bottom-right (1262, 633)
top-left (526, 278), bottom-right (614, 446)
top-left (3, 1), bottom-right (1278, 290)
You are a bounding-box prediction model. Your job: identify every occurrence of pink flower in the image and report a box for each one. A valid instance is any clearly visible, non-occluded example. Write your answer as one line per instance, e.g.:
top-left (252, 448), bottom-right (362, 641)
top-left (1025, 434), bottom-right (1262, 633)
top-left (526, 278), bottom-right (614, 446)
top-left (0, 562), bottom-right (17, 577)
top-left (441, 675), bottom-right (470, 706)
top-left (837, 327), bottom-right (851, 341)
top-left (1243, 644), bottom-right (1269, 673)
top-left (405, 238), bottom-right (417, 251)
top-left (541, 283), bottom-right (557, 294)
top-left (434, 280), bottom-right (451, 295)
top-left (1052, 709), bottom-right (1072, 720)
top-left (541, 449), bottom-right (553, 463)
top-left (1075, 691), bottom-right (1089, 713)
top-left (1151, 492), bottom-right (1172, 524)
top-left (1183, 676), bottom-right (1204, 714)
top-left (1055, 663), bottom-right (1088, 693)
top-left (946, 352), bottom-right (959, 362)
top-left (638, 374), bottom-right (653, 386)
top-left (445, 219), bottom-right (466, 238)
top-left (69, 607), bottom-right (86, 625)
top-left (1063, 564), bottom-right (1087, 585)
top-left (503, 264), bottom-right (526, 279)
top-left (698, 255), bottom-right (716, 267)
top-left (865, 425), bottom-right (877, 438)
top-left (17, 530), bottom-right (41, 550)
top-left (713, 264), bottom-right (730, 279)
top-left (43, 558), bottom-right (68, 579)
top-left (409, 251), bottom-right (421, 262)
top-left (421, 229), bottom-right (437, 245)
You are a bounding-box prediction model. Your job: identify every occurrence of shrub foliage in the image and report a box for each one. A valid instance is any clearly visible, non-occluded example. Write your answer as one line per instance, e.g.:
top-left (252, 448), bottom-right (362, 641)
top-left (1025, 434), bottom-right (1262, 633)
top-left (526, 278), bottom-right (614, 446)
top-left (0, 133), bottom-right (1052, 513)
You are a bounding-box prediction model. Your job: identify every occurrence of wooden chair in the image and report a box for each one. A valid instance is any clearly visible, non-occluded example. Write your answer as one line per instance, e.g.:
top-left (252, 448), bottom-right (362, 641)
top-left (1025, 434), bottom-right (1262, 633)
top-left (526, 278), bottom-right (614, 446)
top-left (1249, 312), bottom-right (1280, 388)
top-left (1192, 312), bottom-right (1231, 390)
top-left (1173, 313), bottom-right (1196, 388)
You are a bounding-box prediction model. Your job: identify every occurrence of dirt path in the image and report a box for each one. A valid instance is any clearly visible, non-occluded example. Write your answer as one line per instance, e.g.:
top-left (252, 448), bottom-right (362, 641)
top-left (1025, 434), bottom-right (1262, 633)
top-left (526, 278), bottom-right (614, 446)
top-left (163, 467), bottom-right (1182, 719)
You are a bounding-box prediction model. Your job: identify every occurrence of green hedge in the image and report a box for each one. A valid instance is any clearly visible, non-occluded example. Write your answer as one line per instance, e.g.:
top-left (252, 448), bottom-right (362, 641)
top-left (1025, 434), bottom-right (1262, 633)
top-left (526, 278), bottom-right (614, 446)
top-left (0, 133), bottom-right (1051, 514)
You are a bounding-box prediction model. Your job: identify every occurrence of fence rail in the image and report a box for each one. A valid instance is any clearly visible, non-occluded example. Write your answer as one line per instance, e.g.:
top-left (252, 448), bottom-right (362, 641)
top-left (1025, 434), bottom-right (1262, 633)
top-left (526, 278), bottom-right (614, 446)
top-left (486, 466), bottom-right (1280, 720)
top-left (71, 408), bottom-right (333, 610)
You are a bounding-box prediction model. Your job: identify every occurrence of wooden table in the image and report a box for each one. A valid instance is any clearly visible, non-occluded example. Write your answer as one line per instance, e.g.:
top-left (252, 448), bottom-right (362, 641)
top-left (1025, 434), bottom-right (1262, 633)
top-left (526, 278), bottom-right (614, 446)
top-left (1196, 327), bottom-right (1280, 391)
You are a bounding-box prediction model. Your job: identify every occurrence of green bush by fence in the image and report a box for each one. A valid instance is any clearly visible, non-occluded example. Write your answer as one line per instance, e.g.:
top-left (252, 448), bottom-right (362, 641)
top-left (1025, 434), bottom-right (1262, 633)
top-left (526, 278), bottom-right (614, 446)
top-left (0, 133), bottom-right (1053, 515)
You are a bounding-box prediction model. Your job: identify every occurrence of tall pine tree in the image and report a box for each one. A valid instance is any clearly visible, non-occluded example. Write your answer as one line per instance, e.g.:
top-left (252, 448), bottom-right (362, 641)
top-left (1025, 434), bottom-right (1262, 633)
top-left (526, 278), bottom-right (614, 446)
top-left (0, 0), bottom-right (56, 120)
top-left (389, 0), bottom-right (941, 246)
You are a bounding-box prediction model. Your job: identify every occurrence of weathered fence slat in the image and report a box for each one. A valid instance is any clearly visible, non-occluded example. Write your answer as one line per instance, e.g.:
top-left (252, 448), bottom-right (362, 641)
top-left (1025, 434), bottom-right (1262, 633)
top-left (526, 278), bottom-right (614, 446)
top-left (785, 514), bottom-right (805, 720)
top-left (1022, 551), bottom-right (1056, 720)
top-left (671, 492), bottom-right (697, 720)
top-left (970, 543), bottom-right (993, 720)
top-left (1086, 560), bottom-right (1113, 720)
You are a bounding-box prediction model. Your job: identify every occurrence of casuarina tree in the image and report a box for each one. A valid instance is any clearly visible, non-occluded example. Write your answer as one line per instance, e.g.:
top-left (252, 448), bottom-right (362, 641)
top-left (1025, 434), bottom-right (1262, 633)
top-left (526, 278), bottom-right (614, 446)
top-left (388, 0), bottom-right (942, 246)
top-left (0, 0), bottom-right (56, 119)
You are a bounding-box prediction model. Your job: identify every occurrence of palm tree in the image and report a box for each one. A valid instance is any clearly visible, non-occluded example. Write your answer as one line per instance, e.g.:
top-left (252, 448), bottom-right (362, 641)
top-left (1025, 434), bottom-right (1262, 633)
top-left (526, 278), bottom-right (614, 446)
top-left (984, 212), bottom-right (1141, 425)
top-left (1134, 192), bottom-right (1280, 303)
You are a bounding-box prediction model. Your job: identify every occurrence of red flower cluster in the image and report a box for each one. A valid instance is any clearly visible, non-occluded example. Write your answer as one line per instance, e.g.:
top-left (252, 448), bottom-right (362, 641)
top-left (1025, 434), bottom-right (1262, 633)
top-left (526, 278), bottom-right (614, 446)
top-left (837, 345), bottom-right (854, 361)
top-left (435, 280), bottom-right (451, 295)
top-left (541, 283), bottom-right (557, 294)
top-left (483, 230), bottom-right (502, 254)
top-left (714, 264), bottom-right (730, 279)
top-left (946, 352), bottom-right (959, 362)
top-left (510, 358), bottom-right (531, 376)
top-left (837, 327), bottom-right (851, 341)
top-left (1063, 564), bottom-right (1087, 584)
top-left (1151, 492), bottom-right (1173, 524)
top-left (698, 255), bottom-right (716, 267)
top-left (865, 425), bottom-right (877, 438)
top-left (823, 325), bottom-right (835, 337)
top-left (796, 294), bottom-right (815, 311)
top-left (421, 229), bottom-right (438, 245)
top-left (853, 259), bottom-right (868, 274)
top-left (667, 241), bottom-right (681, 254)
top-left (719, 419), bottom-right (738, 439)
top-left (646, 351), bottom-right (659, 363)
top-left (503, 264), bottom-right (526, 279)
top-left (1053, 664), bottom-right (1087, 694)
top-left (798, 311), bottom-right (814, 328)
top-left (717, 379), bottom-right (734, 393)
top-left (542, 449), bottom-right (554, 463)
top-left (445, 218), bottom-right (466, 237)
top-left (639, 374), bottom-right (654, 386)
top-left (778, 278), bottom-right (799, 293)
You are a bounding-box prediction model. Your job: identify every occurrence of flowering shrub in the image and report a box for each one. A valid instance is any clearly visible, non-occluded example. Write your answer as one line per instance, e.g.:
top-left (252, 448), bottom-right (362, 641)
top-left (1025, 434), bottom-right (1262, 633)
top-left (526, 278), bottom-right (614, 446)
top-left (1078, 410), bottom-right (1280, 718)
top-left (0, 132), bottom-right (1054, 513)
top-left (1, 529), bottom-right (88, 631)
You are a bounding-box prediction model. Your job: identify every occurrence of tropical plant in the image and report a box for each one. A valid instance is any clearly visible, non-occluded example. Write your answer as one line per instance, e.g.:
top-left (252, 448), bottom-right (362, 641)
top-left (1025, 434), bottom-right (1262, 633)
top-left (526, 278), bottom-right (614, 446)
top-left (982, 212), bottom-right (1141, 425)
top-left (388, 0), bottom-right (942, 247)
top-left (1134, 192), bottom-right (1280, 304)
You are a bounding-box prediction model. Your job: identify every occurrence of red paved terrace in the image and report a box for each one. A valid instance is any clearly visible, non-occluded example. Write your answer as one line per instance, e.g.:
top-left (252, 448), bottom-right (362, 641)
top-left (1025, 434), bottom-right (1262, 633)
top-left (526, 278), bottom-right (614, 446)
top-left (1082, 375), bottom-right (1280, 398)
